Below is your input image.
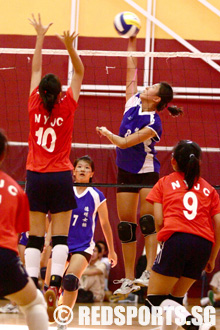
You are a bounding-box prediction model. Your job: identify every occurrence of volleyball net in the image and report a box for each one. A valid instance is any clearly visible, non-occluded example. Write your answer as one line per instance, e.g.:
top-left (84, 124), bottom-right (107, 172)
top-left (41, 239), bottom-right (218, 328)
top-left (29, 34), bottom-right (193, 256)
top-left (1, 47), bottom-right (220, 189)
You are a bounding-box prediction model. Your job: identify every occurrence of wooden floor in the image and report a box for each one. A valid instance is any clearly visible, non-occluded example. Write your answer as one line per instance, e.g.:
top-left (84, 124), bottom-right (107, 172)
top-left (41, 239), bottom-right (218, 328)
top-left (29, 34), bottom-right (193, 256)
top-left (0, 298), bottom-right (220, 329)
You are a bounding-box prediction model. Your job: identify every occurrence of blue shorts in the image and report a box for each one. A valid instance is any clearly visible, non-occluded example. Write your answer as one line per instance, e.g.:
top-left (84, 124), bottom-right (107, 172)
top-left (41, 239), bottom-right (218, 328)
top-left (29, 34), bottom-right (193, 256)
top-left (26, 170), bottom-right (77, 214)
top-left (152, 232), bottom-right (212, 280)
top-left (117, 167), bottom-right (159, 193)
top-left (0, 248), bottom-right (29, 297)
top-left (18, 232), bottom-right (29, 246)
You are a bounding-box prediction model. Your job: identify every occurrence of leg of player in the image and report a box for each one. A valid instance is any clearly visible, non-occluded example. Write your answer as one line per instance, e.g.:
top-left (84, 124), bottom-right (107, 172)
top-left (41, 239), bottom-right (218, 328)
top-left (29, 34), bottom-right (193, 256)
top-left (134, 188), bottom-right (158, 287)
top-left (25, 212), bottom-right (46, 288)
top-left (44, 211), bottom-right (71, 323)
top-left (112, 192), bottom-right (140, 300)
top-left (6, 278), bottom-right (48, 330)
top-left (146, 271), bottom-right (215, 330)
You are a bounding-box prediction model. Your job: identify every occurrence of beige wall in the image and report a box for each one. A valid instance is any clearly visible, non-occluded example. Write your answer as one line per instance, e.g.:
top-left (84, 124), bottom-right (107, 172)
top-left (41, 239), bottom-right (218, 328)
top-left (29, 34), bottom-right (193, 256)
top-left (0, 0), bottom-right (220, 41)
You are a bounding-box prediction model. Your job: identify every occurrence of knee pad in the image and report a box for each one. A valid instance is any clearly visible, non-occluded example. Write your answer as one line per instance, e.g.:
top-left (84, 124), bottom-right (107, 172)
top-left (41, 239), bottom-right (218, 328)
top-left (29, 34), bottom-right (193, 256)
top-left (62, 273), bottom-right (79, 292)
top-left (118, 222), bottom-right (137, 243)
top-left (40, 267), bottom-right (47, 280)
top-left (139, 215), bottom-right (156, 237)
top-left (145, 294), bottom-right (169, 312)
top-left (26, 236), bottom-right (45, 252)
top-left (20, 289), bottom-right (48, 326)
top-left (52, 235), bottom-right (68, 248)
top-left (168, 294), bottom-right (184, 305)
top-left (20, 289), bottom-right (46, 313)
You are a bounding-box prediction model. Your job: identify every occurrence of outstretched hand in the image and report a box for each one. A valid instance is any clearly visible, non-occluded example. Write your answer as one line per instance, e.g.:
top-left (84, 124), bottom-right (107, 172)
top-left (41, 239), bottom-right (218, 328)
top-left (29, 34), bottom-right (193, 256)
top-left (28, 13), bottom-right (53, 36)
top-left (56, 31), bottom-right (78, 50)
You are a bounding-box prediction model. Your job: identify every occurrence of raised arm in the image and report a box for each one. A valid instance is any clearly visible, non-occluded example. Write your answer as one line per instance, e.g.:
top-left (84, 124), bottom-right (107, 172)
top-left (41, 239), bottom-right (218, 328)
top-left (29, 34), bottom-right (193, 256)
top-left (126, 36), bottom-right (138, 102)
top-left (96, 125), bottom-right (156, 149)
top-left (28, 14), bottom-right (53, 95)
top-left (98, 201), bottom-right (117, 268)
top-left (57, 31), bottom-right (84, 102)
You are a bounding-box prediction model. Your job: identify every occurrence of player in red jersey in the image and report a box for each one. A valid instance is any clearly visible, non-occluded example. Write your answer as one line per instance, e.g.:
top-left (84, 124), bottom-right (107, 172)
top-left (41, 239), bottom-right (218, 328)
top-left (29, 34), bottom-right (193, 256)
top-left (0, 129), bottom-right (48, 329)
top-left (145, 140), bottom-right (220, 330)
top-left (24, 14), bottom-right (84, 323)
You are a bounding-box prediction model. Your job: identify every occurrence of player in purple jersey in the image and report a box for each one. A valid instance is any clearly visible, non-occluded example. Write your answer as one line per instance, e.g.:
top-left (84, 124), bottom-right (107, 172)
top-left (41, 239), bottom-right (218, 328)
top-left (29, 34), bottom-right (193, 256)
top-left (96, 36), bottom-right (183, 300)
top-left (56, 156), bottom-right (117, 330)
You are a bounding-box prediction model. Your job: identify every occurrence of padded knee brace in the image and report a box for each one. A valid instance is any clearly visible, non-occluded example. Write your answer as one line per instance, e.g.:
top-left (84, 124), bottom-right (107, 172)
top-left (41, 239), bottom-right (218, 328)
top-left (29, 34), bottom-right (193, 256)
top-left (26, 236), bottom-right (45, 252)
top-left (145, 294), bottom-right (169, 313)
top-left (168, 294), bottom-right (184, 305)
top-left (139, 215), bottom-right (156, 237)
top-left (118, 221), bottom-right (137, 243)
top-left (52, 235), bottom-right (68, 248)
top-left (62, 273), bottom-right (79, 292)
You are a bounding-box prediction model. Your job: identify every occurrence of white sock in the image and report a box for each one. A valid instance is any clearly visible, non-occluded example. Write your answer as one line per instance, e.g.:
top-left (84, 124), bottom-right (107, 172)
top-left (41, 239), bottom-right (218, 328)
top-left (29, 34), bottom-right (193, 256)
top-left (24, 248), bottom-right (41, 278)
top-left (160, 299), bottom-right (191, 324)
top-left (51, 244), bottom-right (68, 277)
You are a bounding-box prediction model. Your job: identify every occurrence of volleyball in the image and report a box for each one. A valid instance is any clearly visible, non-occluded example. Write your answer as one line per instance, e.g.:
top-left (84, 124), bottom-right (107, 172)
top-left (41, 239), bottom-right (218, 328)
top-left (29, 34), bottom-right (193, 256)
top-left (114, 12), bottom-right (141, 38)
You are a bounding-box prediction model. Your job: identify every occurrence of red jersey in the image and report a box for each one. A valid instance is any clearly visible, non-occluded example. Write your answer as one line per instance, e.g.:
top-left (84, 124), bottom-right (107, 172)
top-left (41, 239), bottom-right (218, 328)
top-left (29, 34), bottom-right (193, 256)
top-left (26, 87), bottom-right (77, 172)
top-left (147, 172), bottom-right (220, 243)
top-left (0, 170), bottom-right (30, 254)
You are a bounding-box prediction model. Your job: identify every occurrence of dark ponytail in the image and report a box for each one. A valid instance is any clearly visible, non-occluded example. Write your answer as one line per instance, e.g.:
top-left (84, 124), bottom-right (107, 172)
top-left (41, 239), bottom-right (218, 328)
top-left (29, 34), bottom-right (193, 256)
top-left (39, 74), bottom-right (61, 113)
top-left (0, 129), bottom-right (8, 161)
top-left (173, 140), bottom-right (201, 190)
top-left (157, 82), bottom-right (183, 117)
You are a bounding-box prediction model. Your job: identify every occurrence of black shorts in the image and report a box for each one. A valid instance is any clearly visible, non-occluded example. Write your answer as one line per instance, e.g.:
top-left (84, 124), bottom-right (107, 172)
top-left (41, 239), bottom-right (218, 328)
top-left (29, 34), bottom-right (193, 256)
top-left (26, 170), bottom-right (77, 214)
top-left (152, 232), bottom-right (212, 280)
top-left (67, 251), bottom-right (91, 263)
top-left (0, 248), bottom-right (29, 298)
top-left (117, 167), bottom-right (159, 193)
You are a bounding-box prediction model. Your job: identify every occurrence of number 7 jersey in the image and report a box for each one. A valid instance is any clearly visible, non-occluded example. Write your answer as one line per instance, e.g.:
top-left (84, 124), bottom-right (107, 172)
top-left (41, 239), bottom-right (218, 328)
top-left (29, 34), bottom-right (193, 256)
top-left (26, 87), bottom-right (77, 172)
top-left (147, 171), bottom-right (220, 243)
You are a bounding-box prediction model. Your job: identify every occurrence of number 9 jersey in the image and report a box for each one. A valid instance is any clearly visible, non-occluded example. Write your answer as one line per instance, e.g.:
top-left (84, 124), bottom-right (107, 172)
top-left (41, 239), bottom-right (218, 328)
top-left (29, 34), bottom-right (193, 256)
top-left (26, 87), bottom-right (77, 172)
top-left (147, 171), bottom-right (220, 243)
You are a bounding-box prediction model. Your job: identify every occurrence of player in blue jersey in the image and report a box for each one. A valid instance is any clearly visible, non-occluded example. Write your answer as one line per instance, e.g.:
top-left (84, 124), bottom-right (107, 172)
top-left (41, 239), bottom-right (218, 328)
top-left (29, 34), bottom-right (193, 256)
top-left (56, 155), bottom-right (117, 330)
top-left (96, 36), bottom-right (183, 299)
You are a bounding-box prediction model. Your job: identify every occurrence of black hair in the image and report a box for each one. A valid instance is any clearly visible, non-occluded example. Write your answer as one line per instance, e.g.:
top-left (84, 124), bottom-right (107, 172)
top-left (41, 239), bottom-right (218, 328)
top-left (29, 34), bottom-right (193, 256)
top-left (95, 243), bottom-right (102, 254)
top-left (96, 240), bottom-right (108, 253)
top-left (73, 155), bottom-right (95, 183)
top-left (173, 140), bottom-right (201, 190)
top-left (157, 82), bottom-right (183, 117)
top-left (0, 129), bottom-right (8, 160)
top-left (39, 73), bottom-right (61, 113)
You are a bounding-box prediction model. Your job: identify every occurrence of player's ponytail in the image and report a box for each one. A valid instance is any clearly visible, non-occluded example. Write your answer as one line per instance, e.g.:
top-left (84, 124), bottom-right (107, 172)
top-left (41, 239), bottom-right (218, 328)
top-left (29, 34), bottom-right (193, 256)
top-left (39, 74), bottom-right (61, 113)
top-left (157, 81), bottom-right (183, 117)
top-left (0, 129), bottom-right (8, 161)
top-left (173, 140), bottom-right (201, 190)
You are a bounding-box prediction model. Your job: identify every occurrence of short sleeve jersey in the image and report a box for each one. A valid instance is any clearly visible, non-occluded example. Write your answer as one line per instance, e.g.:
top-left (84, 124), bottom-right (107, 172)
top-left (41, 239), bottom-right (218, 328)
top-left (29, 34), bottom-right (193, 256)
top-left (147, 171), bottom-right (220, 243)
top-left (116, 93), bottom-right (162, 174)
top-left (26, 87), bottom-right (77, 172)
top-left (0, 170), bottom-right (30, 254)
top-left (68, 187), bottom-right (106, 255)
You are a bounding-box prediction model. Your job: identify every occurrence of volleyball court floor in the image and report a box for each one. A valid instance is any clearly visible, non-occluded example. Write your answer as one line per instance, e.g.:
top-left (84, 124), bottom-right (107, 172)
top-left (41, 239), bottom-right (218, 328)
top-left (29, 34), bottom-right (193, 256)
top-left (0, 298), bottom-right (220, 330)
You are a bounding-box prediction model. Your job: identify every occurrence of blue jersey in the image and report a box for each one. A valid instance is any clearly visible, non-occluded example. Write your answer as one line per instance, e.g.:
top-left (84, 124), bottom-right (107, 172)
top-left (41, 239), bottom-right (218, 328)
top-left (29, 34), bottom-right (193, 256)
top-left (116, 93), bottom-right (162, 174)
top-left (67, 187), bottom-right (106, 255)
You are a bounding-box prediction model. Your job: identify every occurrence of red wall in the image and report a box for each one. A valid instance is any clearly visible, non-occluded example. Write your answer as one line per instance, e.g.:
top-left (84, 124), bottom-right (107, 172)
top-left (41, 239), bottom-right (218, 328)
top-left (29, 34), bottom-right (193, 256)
top-left (1, 35), bottom-right (220, 293)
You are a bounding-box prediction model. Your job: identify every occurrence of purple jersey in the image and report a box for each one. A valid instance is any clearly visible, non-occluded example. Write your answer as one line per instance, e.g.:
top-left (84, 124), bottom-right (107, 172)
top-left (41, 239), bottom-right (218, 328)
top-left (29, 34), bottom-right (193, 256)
top-left (116, 93), bottom-right (162, 174)
top-left (68, 187), bottom-right (106, 255)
